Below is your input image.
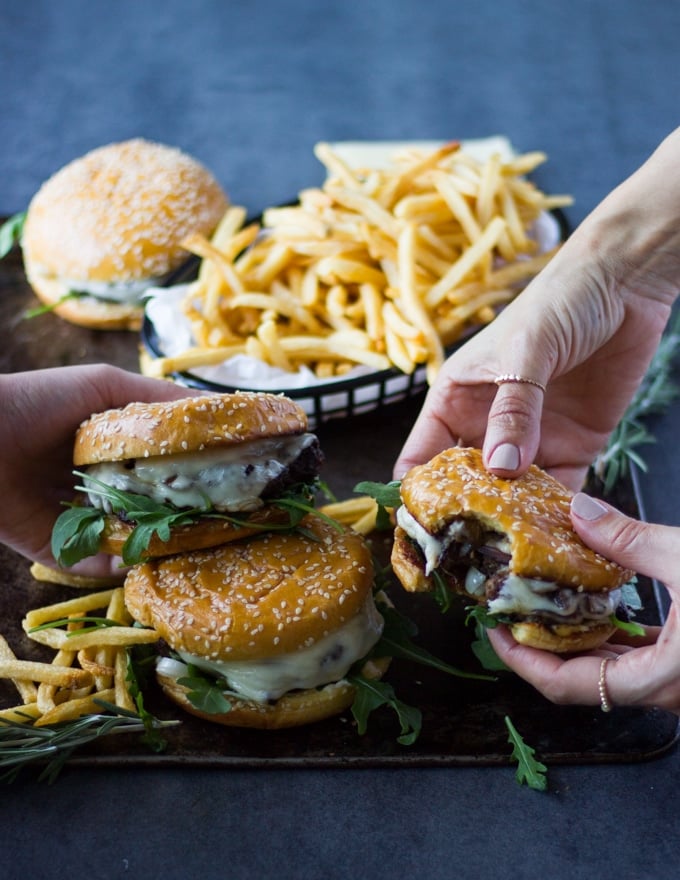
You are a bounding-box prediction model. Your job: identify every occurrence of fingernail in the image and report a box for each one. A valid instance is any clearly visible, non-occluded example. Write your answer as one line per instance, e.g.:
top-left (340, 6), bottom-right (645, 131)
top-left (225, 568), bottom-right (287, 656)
top-left (488, 443), bottom-right (520, 471)
top-left (571, 493), bottom-right (608, 521)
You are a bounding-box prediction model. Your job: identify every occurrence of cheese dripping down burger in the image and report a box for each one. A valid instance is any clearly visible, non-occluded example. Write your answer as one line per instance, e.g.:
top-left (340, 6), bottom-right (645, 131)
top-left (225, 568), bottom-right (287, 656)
top-left (124, 514), bottom-right (389, 728)
top-left (390, 447), bottom-right (635, 653)
top-left (21, 138), bottom-right (228, 330)
top-left (52, 392), bottom-right (324, 566)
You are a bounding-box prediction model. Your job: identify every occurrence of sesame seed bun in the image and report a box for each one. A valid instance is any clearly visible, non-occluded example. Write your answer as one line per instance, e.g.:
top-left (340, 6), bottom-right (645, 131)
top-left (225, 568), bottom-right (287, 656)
top-left (74, 392), bottom-right (310, 465)
top-left (97, 504), bottom-right (295, 559)
top-left (73, 392), bottom-right (323, 559)
top-left (507, 621), bottom-right (617, 653)
top-left (155, 656), bottom-right (390, 730)
top-left (125, 515), bottom-right (374, 659)
top-left (22, 138), bottom-right (228, 330)
top-left (124, 514), bottom-right (389, 728)
top-left (391, 447), bottom-right (632, 653)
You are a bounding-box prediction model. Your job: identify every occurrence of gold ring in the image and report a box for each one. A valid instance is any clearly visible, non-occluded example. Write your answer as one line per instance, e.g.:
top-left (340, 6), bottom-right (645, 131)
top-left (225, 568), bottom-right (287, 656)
top-left (598, 657), bottom-right (615, 713)
top-left (493, 374), bottom-right (547, 393)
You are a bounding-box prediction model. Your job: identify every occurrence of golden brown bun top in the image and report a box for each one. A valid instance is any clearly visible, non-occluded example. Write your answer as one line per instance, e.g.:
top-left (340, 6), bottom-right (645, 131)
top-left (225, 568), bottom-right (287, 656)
top-left (399, 446), bottom-right (632, 592)
top-left (23, 138), bottom-right (228, 283)
top-left (74, 392), bottom-right (309, 465)
top-left (124, 514), bottom-right (375, 661)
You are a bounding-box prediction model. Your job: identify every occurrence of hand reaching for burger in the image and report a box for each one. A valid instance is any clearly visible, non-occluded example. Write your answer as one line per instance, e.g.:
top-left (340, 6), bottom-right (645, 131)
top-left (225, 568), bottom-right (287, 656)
top-left (0, 364), bottom-right (195, 577)
top-left (488, 495), bottom-right (680, 716)
top-left (394, 126), bottom-right (680, 492)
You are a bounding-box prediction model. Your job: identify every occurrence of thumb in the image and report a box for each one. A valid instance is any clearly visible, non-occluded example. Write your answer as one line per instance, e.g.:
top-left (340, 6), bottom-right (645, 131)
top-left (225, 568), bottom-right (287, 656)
top-left (570, 492), bottom-right (680, 588)
top-left (482, 381), bottom-right (545, 477)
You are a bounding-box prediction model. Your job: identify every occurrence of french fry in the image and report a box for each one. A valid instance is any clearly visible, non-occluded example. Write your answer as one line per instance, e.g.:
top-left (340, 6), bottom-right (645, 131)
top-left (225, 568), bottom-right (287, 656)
top-left (0, 635), bottom-right (38, 704)
top-left (0, 658), bottom-right (92, 689)
top-left (29, 561), bottom-right (125, 589)
top-left (34, 688), bottom-right (117, 727)
top-left (141, 142), bottom-right (571, 384)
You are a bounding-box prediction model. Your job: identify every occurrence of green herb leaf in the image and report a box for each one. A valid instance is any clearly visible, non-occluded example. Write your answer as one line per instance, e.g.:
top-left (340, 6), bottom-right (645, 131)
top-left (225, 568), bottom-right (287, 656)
top-left (431, 569), bottom-right (455, 613)
top-left (51, 505), bottom-right (105, 567)
top-left (504, 715), bottom-right (548, 791)
top-left (28, 616), bottom-right (126, 636)
top-left (125, 646), bottom-right (172, 752)
top-left (0, 211), bottom-right (26, 259)
top-left (463, 606), bottom-right (513, 672)
top-left (348, 674), bottom-right (422, 745)
top-left (51, 472), bottom-right (325, 568)
top-left (594, 311), bottom-right (680, 494)
top-left (178, 666), bottom-right (233, 715)
top-left (610, 615), bottom-right (646, 637)
top-left (375, 601), bottom-right (495, 681)
top-left (0, 708), bottom-right (179, 783)
top-left (24, 289), bottom-right (87, 319)
top-left (354, 480), bottom-right (401, 530)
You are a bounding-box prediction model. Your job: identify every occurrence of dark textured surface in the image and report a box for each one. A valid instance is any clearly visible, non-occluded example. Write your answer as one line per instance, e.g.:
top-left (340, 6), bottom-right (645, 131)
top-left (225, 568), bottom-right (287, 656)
top-left (2, 2), bottom-right (680, 878)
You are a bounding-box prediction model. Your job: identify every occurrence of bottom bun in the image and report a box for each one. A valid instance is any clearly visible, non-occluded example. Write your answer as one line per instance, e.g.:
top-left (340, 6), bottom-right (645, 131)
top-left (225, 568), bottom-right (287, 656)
top-left (99, 506), bottom-right (292, 558)
top-left (25, 270), bottom-right (143, 331)
top-left (390, 526), bottom-right (432, 592)
top-left (157, 657), bottom-right (391, 730)
top-left (509, 620), bottom-right (616, 653)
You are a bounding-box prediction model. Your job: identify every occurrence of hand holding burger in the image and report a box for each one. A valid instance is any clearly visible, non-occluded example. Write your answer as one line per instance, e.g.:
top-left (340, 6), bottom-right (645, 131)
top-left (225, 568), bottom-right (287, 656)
top-left (390, 447), bottom-right (636, 653)
top-left (52, 390), bottom-right (324, 567)
top-left (0, 364), bottom-right (199, 577)
top-left (488, 496), bottom-right (680, 716)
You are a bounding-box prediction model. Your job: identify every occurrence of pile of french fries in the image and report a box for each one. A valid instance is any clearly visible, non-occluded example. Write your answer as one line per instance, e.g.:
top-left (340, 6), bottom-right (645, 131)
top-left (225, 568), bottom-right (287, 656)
top-left (0, 497), bottom-right (378, 727)
top-left (0, 587), bottom-right (158, 726)
top-left (143, 141), bottom-right (572, 385)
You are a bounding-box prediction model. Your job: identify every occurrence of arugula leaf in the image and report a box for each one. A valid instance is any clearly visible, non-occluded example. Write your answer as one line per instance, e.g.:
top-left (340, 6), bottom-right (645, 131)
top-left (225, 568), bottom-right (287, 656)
top-left (51, 472), bottom-right (327, 568)
top-left (23, 290), bottom-right (87, 319)
top-left (29, 616), bottom-right (127, 636)
top-left (471, 626), bottom-right (511, 672)
top-left (610, 615), bottom-right (646, 637)
top-left (354, 479), bottom-right (401, 530)
top-left (51, 505), bottom-right (105, 567)
top-left (463, 605), bottom-right (512, 672)
top-left (504, 715), bottom-right (548, 791)
top-left (431, 569), bottom-right (455, 613)
top-left (374, 601), bottom-right (495, 681)
top-left (177, 666), bottom-right (233, 715)
top-left (0, 211), bottom-right (26, 259)
top-left (348, 674), bottom-right (421, 745)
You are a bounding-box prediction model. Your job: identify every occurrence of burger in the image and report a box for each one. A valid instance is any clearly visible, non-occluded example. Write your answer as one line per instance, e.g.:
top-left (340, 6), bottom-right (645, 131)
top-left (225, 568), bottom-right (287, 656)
top-left (52, 391), bottom-right (325, 567)
top-left (124, 513), bottom-right (389, 728)
top-left (390, 447), bottom-right (635, 653)
top-left (21, 138), bottom-right (228, 330)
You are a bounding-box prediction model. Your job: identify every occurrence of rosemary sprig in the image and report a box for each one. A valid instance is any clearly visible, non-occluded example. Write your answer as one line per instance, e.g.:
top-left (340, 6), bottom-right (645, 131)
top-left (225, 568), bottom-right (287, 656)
top-left (594, 311), bottom-right (680, 494)
top-left (0, 705), bottom-right (179, 784)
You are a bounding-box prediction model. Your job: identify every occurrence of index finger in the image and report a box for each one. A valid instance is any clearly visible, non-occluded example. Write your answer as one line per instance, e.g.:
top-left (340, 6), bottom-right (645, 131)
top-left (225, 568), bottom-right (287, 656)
top-left (482, 381), bottom-right (545, 476)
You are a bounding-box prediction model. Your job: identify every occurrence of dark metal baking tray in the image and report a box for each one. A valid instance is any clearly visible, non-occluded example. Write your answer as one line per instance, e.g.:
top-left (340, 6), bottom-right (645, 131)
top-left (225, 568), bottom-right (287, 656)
top-left (1, 243), bottom-right (678, 770)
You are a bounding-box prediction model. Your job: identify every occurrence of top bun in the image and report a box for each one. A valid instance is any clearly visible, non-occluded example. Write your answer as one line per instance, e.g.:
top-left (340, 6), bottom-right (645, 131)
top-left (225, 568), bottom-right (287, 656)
top-left (22, 139), bottom-right (228, 329)
top-left (124, 514), bottom-right (376, 661)
top-left (74, 392), bottom-right (309, 466)
top-left (399, 446), bottom-right (632, 592)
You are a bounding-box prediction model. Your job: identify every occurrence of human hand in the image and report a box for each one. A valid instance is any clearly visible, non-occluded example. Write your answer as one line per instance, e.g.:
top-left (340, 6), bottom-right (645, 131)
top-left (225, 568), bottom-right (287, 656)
top-left (394, 127), bottom-right (680, 489)
top-left (0, 364), bottom-right (197, 577)
top-left (487, 493), bottom-right (680, 716)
